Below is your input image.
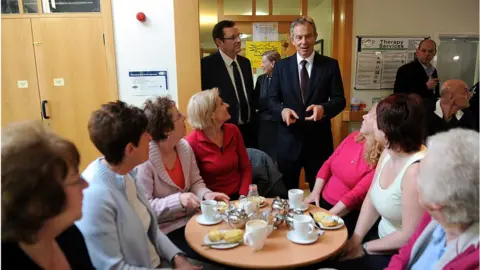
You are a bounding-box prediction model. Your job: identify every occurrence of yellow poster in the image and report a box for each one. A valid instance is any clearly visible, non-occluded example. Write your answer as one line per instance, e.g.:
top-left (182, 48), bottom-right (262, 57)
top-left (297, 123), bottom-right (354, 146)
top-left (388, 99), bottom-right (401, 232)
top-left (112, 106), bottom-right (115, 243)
top-left (245, 41), bottom-right (282, 68)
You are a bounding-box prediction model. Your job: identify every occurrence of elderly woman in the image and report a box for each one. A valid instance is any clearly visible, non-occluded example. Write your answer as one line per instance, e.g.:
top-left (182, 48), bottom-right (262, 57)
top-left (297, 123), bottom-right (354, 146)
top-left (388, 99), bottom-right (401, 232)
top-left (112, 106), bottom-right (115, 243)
top-left (2, 121), bottom-right (93, 269)
top-left (186, 88), bottom-right (252, 199)
top-left (387, 128), bottom-right (479, 270)
top-left (304, 103), bottom-right (383, 237)
top-left (336, 94), bottom-right (427, 270)
top-left (253, 50), bottom-right (282, 161)
top-left (137, 96), bottom-right (229, 259)
top-left (76, 101), bottom-right (199, 270)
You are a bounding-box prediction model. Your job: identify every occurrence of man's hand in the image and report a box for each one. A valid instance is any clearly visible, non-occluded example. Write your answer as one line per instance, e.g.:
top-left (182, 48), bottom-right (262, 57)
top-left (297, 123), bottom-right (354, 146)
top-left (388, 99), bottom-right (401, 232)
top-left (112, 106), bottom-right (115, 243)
top-left (281, 108), bottom-right (299, 126)
top-left (179, 192), bottom-right (201, 209)
top-left (305, 105), bottom-right (324, 121)
top-left (174, 256), bottom-right (201, 269)
top-left (204, 192), bottom-right (230, 202)
top-left (426, 78), bottom-right (439, 90)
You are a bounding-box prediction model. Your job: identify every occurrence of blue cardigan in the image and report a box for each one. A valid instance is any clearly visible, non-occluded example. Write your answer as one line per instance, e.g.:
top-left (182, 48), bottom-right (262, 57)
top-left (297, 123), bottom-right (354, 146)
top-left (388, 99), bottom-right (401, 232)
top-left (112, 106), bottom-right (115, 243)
top-left (76, 158), bottom-right (181, 269)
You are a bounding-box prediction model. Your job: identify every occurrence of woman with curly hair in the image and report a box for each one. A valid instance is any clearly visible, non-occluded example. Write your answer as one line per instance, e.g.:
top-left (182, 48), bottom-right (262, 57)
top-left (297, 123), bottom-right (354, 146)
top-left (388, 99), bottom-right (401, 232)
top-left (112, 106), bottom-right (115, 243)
top-left (304, 102), bottom-right (383, 237)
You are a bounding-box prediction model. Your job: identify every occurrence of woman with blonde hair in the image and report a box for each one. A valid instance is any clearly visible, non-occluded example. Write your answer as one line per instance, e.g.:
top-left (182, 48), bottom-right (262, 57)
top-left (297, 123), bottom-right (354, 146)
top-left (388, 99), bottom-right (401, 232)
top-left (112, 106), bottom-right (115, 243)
top-left (304, 103), bottom-right (383, 237)
top-left (2, 121), bottom-right (92, 269)
top-left (186, 88), bottom-right (252, 199)
top-left (253, 49), bottom-right (282, 161)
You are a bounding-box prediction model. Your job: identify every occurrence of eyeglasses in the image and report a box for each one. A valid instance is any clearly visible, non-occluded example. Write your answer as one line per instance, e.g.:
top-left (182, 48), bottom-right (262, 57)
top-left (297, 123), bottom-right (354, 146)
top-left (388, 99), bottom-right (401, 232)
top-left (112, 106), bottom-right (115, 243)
top-left (222, 33), bottom-right (242, 41)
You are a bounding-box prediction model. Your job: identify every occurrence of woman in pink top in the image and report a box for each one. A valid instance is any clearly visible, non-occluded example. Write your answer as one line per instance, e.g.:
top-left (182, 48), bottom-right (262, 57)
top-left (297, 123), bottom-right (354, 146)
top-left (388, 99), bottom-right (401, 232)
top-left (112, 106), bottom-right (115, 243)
top-left (136, 96), bottom-right (228, 261)
top-left (304, 103), bottom-right (383, 236)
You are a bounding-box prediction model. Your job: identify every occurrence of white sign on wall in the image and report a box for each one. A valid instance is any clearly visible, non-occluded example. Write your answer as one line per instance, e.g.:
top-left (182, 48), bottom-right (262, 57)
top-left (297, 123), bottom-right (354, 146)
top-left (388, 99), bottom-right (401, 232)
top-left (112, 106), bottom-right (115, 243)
top-left (253, 22), bottom-right (278, 41)
top-left (129, 70), bottom-right (168, 96)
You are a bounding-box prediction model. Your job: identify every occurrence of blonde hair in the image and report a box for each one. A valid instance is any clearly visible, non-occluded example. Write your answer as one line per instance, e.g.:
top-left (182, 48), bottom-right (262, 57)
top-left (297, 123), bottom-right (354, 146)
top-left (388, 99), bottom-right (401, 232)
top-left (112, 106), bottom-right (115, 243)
top-left (187, 88), bottom-right (219, 130)
top-left (355, 103), bottom-right (383, 167)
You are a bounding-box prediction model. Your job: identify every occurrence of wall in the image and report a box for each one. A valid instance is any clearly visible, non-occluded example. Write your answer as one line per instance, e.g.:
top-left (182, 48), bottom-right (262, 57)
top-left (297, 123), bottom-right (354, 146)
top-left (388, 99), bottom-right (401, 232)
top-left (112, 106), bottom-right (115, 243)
top-left (112, 0), bottom-right (178, 107)
top-left (352, 0), bottom-right (479, 106)
top-left (309, 0), bottom-right (332, 57)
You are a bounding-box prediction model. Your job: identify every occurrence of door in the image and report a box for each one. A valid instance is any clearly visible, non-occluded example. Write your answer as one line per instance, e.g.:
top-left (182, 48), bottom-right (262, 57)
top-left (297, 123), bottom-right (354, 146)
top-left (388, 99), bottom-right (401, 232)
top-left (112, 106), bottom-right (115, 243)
top-left (31, 17), bottom-right (114, 169)
top-left (1, 19), bottom-right (42, 126)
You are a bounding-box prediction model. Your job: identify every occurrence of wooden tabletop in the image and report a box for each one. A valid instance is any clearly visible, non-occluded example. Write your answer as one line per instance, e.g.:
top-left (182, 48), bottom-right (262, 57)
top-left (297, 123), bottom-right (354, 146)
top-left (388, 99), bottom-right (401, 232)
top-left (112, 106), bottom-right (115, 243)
top-left (185, 199), bottom-right (348, 269)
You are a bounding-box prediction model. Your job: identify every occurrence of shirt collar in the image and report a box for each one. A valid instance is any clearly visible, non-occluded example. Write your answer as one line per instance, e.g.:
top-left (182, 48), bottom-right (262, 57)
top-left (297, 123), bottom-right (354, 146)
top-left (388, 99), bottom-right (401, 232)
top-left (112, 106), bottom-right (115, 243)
top-left (434, 100), bottom-right (464, 120)
top-left (194, 124), bottom-right (234, 146)
top-left (219, 49), bottom-right (237, 67)
top-left (296, 51), bottom-right (315, 66)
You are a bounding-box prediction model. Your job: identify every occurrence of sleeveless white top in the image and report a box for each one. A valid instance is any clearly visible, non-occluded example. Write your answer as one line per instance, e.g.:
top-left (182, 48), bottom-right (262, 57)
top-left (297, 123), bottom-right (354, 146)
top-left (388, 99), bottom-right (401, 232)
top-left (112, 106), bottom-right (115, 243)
top-left (370, 146), bottom-right (427, 238)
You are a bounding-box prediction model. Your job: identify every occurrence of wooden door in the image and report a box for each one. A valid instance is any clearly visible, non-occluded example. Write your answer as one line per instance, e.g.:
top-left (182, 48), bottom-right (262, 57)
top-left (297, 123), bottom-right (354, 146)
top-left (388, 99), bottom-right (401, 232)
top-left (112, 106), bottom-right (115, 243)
top-left (31, 17), bottom-right (114, 169)
top-left (1, 19), bottom-right (42, 126)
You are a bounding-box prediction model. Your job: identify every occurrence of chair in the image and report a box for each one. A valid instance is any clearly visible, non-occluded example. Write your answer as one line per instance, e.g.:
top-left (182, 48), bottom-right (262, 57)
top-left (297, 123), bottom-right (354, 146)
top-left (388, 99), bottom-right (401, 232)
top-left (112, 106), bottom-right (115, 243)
top-left (247, 148), bottom-right (287, 198)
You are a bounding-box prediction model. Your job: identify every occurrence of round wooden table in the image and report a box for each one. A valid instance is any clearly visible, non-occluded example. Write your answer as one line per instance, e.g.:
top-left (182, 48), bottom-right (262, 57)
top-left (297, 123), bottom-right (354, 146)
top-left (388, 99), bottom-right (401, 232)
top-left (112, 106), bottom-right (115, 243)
top-left (185, 199), bottom-right (348, 269)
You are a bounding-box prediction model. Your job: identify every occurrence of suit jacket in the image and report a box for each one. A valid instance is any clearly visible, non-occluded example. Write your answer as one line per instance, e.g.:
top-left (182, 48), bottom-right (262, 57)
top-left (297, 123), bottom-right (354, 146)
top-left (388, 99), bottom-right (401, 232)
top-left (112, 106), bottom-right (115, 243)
top-left (252, 73), bottom-right (274, 121)
top-left (201, 51), bottom-right (254, 125)
top-left (394, 59), bottom-right (440, 110)
top-left (268, 53), bottom-right (346, 161)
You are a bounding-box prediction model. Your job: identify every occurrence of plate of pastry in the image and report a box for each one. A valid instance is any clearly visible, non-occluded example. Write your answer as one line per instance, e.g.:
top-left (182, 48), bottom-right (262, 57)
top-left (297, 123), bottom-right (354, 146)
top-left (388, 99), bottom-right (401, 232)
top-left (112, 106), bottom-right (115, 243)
top-left (312, 212), bottom-right (345, 230)
top-left (203, 229), bottom-right (244, 249)
top-left (248, 196), bottom-right (267, 208)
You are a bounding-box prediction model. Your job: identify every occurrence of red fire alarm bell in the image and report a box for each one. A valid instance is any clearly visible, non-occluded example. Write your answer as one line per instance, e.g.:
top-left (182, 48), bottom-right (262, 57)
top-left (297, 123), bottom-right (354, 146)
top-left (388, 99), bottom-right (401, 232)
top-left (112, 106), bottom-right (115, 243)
top-left (136, 12), bottom-right (146, 22)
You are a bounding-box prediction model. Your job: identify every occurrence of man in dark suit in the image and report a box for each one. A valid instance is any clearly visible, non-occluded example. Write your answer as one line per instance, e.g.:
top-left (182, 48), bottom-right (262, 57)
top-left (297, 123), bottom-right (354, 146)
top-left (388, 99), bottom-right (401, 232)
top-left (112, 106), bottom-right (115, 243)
top-left (201, 20), bottom-right (256, 148)
top-left (426, 79), bottom-right (477, 137)
top-left (394, 39), bottom-right (440, 110)
top-left (269, 16), bottom-right (346, 191)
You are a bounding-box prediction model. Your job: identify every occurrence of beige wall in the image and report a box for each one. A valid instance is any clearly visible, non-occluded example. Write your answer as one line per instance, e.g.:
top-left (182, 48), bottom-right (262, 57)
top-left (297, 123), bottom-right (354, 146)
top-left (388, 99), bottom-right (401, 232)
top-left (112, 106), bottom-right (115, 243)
top-left (309, 0), bottom-right (333, 57)
top-left (351, 0), bottom-right (480, 106)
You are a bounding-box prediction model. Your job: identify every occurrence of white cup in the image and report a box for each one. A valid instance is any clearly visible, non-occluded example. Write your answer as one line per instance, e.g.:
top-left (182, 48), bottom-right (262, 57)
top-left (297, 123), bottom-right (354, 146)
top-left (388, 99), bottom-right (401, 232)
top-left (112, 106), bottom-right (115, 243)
top-left (243, 219), bottom-right (268, 251)
top-left (288, 189), bottom-right (304, 209)
top-left (293, 214), bottom-right (316, 240)
top-left (201, 200), bottom-right (218, 222)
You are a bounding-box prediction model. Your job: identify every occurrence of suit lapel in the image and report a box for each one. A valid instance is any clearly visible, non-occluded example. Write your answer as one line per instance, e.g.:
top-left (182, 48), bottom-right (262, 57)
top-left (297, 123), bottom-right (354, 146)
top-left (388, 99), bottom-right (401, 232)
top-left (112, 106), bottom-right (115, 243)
top-left (305, 53), bottom-right (321, 103)
top-left (213, 51), bottom-right (236, 92)
top-left (289, 55), bottom-right (303, 104)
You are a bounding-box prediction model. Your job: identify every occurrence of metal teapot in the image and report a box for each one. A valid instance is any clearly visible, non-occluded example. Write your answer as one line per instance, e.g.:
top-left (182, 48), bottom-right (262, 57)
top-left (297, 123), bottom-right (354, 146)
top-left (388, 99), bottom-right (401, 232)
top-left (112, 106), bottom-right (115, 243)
top-left (272, 196), bottom-right (290, 216)
top-left (221, 207), bottom-right (251, 229)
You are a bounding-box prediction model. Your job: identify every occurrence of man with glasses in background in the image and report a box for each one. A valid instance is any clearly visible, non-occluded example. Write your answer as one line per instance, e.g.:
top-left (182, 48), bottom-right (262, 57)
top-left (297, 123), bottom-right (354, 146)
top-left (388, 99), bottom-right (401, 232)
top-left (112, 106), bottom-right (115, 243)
top-left (201, 20), bottom-right (256, 148)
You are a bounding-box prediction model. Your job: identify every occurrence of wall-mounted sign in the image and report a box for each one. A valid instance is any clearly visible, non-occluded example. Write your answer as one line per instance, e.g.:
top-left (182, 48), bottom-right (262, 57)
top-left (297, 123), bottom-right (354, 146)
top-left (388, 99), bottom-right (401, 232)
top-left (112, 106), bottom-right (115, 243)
top-left (129, 70), bottom-right (168, 96)
top-left (245, 41), bottom-right (282, 68)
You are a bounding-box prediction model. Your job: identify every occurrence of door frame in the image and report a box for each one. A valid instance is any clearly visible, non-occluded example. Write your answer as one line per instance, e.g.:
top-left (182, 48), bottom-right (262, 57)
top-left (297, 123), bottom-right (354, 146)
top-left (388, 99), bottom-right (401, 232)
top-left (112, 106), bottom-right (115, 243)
top-left (1, 0), bottom-right (119, 100)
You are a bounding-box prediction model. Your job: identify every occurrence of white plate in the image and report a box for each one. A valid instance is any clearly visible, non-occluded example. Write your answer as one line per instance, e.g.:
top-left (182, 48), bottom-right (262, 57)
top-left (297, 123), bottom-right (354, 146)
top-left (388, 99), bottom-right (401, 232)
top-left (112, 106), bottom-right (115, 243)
top-left (196, 214), bottom-right (223, 225)
top-left (290, 202), bottom-right (309, 211)
top-left (287, 230), bottom-right (318, 245)
top-left (319, 216), bottom-right (345, 230)
top-left (203, 231), bottom-right (241, 249)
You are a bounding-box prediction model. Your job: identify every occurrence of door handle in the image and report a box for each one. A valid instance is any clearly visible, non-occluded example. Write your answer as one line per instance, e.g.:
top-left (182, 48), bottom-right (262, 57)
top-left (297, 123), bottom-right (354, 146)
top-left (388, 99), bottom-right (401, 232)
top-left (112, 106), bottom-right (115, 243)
top-left (41, 100), bottom-right (50, 119)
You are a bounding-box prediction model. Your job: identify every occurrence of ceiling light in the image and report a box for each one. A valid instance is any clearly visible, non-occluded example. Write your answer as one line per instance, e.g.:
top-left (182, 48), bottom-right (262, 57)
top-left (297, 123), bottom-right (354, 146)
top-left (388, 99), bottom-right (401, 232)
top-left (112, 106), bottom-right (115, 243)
top-left (240, 34), bottom-right (250, 39)
top-left (453, 56), bottom-right (460, 61)
top-left (199, 15), bottom-right (217, 25)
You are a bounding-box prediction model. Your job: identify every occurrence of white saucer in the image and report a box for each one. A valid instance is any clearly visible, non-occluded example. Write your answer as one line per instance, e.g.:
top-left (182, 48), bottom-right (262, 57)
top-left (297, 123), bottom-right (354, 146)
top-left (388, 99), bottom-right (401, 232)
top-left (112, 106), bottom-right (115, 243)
top-left (203, 232), bottom-right (240, 249)
top-left (319, 216), bottom-right (345, 230)
top-left (290, 202), bottom-right (309, 211)
top-left (196, 214), bottom-right (222, 225)
top-left (287, 230), bottom-right (318, 245)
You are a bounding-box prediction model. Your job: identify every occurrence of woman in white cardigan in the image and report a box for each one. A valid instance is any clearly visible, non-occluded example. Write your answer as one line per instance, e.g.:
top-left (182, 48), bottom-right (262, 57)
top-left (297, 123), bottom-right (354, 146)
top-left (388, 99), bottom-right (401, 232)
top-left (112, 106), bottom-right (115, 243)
top-left (136, 96), bottom-right (229, 260)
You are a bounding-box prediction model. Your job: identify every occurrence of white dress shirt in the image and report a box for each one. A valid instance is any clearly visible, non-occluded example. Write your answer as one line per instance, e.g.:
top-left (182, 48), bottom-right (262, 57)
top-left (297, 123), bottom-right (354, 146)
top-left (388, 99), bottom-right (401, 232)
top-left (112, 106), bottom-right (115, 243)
top-left (296, 51), bottom-right (315, 82)
top-left (219, 49), bottom-right (250, 124)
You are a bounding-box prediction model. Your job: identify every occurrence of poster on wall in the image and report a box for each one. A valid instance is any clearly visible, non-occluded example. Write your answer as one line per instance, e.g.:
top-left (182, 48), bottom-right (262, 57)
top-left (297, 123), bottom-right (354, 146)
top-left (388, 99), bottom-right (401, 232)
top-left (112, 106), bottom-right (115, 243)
top-left (355, 36), bottom-right (427, 90)
top-left (253, 22), bottom-right (278, 41)
top-left (129, 70), bottom-right (168, 96)
top-left (245, 41), bottom-right (282, 68)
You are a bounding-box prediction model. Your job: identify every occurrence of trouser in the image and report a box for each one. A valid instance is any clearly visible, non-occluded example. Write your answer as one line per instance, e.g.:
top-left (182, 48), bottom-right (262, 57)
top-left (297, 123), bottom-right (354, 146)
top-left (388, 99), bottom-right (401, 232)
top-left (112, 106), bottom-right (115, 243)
top-left (257, 119), bottom-right (278, 161)
top-left (237, 121), bottom-right (257, 149)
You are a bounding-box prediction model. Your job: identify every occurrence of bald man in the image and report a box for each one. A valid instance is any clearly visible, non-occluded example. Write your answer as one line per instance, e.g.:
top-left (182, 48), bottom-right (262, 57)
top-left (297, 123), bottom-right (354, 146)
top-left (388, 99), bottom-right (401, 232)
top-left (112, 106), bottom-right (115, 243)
top-left (426, 79), bottom-right (477, 136)
top-left (394, 39), bottom-right (439, 110)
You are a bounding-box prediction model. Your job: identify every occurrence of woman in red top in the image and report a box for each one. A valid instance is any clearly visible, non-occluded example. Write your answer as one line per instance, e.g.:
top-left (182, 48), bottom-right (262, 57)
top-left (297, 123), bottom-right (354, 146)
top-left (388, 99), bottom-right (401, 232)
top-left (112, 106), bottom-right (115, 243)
top-left (186, 88), bottom-right (252, 199)
top-left (304, 103), bottom-right (383, 236)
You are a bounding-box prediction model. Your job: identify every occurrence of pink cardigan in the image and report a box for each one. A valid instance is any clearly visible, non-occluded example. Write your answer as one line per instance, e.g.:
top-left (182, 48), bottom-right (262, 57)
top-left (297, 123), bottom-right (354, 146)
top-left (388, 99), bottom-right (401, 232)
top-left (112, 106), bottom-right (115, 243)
top-left (387, 213), bottom-right (479, 270)
top-left (317, 131), bottom-right (376, 210)
top-left (136, 139), bottom-right (211, 234)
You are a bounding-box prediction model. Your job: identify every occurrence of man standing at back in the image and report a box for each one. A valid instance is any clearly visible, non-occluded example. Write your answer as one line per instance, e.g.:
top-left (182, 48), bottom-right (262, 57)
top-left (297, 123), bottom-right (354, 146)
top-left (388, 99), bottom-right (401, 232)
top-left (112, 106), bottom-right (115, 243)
top-left (201, 20), bottom-right (256, 148)
top-left (269, 17), bottom-right (346, 191)
top-left (394, 39), bottom-right (440, 110)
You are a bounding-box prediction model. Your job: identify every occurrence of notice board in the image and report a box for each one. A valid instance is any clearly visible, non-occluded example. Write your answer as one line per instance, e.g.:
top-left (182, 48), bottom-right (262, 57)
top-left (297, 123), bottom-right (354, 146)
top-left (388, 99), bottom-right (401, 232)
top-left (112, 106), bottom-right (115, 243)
top-left (354, 36), bottom-right (428, 90)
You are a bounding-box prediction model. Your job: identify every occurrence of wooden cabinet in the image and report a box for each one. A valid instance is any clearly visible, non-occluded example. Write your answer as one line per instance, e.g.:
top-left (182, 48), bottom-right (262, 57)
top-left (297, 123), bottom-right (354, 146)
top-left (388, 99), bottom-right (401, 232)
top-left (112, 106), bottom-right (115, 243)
top-left (2, 16), bottom-right (117, 169)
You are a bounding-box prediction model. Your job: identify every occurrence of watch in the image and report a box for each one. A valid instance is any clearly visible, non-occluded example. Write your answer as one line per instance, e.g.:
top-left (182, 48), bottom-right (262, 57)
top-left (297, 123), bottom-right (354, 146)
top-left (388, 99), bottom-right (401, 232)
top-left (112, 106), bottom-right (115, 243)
top-left (171, 252), bottom-right (187, 267)
top-left (361, 243), bottom-right (369, 255)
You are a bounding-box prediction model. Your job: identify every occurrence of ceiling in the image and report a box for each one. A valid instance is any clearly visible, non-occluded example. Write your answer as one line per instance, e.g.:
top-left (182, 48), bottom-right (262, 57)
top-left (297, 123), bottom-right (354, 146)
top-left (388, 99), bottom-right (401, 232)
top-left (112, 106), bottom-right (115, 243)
top-left (199, 0), bottom-right (325, 49)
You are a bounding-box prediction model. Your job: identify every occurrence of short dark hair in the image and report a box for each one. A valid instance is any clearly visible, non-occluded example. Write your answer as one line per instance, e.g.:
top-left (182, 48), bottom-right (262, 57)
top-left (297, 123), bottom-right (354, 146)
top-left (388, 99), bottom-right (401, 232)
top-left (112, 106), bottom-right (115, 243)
top-left (88, 101), bottom-right (148, 165)
top-left (143, 97), bottom-right (176, 141)
top-left (2, 121), bottom-right (70, 244)
top-left (418, 39), bottom-right (437, 51)
top-left (212, 20), bottom-right (235, 46)
top-left (376, 94), bottom-right (425, 153)
top-left (262, 50), bottom-right (281, 63)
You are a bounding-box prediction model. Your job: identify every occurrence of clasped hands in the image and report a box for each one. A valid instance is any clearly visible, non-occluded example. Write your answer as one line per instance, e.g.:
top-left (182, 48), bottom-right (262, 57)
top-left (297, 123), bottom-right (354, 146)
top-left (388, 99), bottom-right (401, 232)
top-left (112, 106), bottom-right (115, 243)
top-left (281, 105), bottom-right (324, 126)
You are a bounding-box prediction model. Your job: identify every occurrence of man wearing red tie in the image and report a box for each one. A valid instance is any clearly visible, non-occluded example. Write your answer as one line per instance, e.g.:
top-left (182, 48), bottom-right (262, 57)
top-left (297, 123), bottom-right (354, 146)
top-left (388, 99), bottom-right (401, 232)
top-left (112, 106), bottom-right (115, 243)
top-left (269, 16), bottom-right (346, 191)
